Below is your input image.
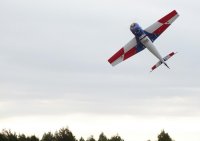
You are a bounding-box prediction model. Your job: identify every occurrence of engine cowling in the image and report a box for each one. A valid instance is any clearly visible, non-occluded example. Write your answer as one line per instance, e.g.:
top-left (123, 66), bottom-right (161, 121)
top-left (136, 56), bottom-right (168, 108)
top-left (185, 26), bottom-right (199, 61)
top-left (130, 23), bottom-right (145, 38)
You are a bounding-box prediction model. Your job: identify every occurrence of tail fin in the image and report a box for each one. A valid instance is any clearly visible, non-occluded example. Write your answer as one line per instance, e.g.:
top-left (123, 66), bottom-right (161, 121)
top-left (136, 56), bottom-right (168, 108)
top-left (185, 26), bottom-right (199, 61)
top-left (164, 62), bottom-right (170, 69)
top-left (150, 52), bottom-right (176, 72)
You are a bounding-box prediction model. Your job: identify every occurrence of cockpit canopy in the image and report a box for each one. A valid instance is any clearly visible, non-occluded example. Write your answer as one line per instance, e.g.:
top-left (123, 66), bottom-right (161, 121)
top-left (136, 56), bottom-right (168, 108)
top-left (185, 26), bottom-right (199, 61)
top-left (130, 23), bottom-right (136, 27)
top-left (130, 23), bottom-right (145, 37)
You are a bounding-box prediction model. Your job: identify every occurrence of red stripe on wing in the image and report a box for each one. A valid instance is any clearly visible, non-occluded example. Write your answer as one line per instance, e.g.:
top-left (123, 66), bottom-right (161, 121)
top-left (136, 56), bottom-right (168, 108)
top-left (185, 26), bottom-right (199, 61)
top-left (108, 48), bottom-right (124, 64)
top-left (169, 52), bottom-right (175, 56)
top-left (123, 47), bottom-right (137, 61)
top-left (152, 65), bottom-right (157, 70)
top-left (158, 10), bottom-right (177, 23)
top-left (154, 24), bottom-right (170, 35)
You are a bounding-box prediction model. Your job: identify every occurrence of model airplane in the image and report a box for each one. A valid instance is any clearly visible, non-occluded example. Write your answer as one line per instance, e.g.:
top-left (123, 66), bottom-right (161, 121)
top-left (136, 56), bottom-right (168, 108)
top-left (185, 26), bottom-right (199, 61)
top-left (108, 10), bottom-right (179, 72)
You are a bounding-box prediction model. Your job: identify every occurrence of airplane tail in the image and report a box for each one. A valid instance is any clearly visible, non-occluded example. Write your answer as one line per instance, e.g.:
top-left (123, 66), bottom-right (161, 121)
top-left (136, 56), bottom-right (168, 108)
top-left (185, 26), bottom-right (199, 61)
top-left (164, 62), bottom-right (170, 69)
top-left (150, 52), bottom-right (176, 72)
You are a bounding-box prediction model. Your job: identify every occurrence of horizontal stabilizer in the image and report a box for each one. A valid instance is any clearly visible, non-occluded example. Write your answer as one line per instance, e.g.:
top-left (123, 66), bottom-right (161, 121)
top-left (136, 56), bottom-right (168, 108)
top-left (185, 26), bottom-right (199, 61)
top-left (151, 52), bottom-right (176, 72)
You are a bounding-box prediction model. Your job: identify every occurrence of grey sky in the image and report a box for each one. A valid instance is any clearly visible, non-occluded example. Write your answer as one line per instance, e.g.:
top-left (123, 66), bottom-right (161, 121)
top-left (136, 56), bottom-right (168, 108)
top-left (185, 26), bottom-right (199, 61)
top-left (0, 0), bottom-right (200, 141)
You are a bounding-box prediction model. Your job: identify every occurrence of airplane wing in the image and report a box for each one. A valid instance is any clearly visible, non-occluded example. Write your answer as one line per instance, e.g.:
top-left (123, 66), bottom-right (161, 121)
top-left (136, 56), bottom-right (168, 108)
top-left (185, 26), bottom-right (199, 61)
top-left (144, 10), bottom-right (179, 42)
top-left (108, 38), bottom-right (145, 66)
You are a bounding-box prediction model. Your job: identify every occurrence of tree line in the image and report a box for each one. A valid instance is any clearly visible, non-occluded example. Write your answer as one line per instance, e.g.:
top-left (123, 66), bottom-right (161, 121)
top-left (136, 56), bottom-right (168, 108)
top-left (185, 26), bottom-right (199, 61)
top-left (0, 127), bottom-right (174, 141)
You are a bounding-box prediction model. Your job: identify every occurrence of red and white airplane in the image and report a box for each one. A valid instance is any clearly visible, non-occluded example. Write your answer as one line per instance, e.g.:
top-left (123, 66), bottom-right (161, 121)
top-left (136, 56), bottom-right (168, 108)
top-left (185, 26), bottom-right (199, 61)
top-left (108, 10), bottom-right (179, 72)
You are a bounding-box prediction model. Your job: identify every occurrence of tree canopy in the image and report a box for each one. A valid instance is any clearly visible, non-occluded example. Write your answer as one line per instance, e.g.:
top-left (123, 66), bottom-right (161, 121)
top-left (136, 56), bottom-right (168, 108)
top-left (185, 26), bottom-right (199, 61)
top-left (0, 128), bottom-right (174, 141)
top-left (157, 130), bottom-right (173, 141)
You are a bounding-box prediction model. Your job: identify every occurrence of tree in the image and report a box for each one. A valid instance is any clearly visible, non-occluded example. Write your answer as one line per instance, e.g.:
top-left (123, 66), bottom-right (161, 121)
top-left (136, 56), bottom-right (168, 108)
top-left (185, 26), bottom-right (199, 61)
top-left (0, 132), bottom-right (7, 141)
top-left (0, 127), bottom-right (127, 141)
top-left (98, 133), bottom-right (108, 141)
top-left (55, 127), bottom-right (77, 141)
top-left (1, 129), bottom-right (18, 141)
top-left (109, 135), bottom-right (124, 141)
top-left (29, 135), bottom-right (39, 141)
top-left (18, 134), bottom-right (27, 141)
top-left (41, 132), bottom-right (55, 141)
top-left (86, 135), bottom-right (95, 141)
top-left (157, 130), bottom-right (173, 141)
top-left (79, 137), bottom-right (85, 141)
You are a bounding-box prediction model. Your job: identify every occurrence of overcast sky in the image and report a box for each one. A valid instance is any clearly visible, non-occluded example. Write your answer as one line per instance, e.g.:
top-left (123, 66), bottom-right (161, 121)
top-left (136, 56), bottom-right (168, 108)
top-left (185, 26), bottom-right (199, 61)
top-left (0, 0), bottom-right (200, 141)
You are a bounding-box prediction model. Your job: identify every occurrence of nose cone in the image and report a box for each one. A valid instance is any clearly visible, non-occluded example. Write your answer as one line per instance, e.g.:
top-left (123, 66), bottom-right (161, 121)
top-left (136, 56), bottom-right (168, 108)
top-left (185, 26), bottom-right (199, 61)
top-left (130, 23), bottom-right (135, 28)
top-left (130, 23), bottom-right (144, 37)
top-left (130, 23), bottom-right (136, 33)
top-left (130, 22), bottom-right (137, 35)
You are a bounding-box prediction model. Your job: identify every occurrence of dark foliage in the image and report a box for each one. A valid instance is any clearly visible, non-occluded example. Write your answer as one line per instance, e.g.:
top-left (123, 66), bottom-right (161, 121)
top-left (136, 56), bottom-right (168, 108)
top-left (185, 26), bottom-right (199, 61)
top-left (109, 135), bottom-right (124, 141)
top-left (0, 128), bottom-right (174, 141)
top-left (54, 128), bottom-right (77, 141)
top-left (98, 133), bottom-right (107, 141)
top-left (41, 132), bottom-right (55, 141)
top-left (86, 136), bottom-right (95, 141)
top-left (79, 137), bottom-right (85, 141)
top-left (157, 130), bottom-right (173, 141)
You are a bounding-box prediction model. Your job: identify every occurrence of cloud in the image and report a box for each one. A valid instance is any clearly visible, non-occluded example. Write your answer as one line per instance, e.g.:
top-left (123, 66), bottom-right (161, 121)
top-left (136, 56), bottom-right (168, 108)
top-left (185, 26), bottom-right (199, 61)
top-left (0, 1), bottom-right (200, 141)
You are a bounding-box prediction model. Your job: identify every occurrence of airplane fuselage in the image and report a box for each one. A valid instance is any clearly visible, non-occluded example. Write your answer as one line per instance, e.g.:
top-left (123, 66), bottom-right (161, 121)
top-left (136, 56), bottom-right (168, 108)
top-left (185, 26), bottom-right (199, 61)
top-left (130, 23), bottom-right (167, 66)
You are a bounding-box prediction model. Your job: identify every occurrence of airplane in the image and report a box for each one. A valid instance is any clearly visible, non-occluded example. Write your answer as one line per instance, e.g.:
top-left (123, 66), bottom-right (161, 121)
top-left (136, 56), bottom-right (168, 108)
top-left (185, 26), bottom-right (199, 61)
top-left (108, 10), bottom-right (179, 72)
